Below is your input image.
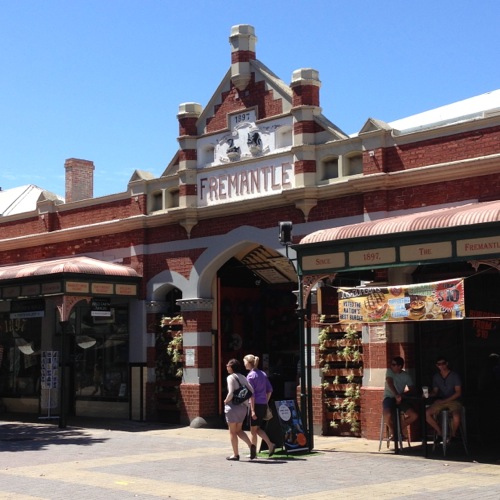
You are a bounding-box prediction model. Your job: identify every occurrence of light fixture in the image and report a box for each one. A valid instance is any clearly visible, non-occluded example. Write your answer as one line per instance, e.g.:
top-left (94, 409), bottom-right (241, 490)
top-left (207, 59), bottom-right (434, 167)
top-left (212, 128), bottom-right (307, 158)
top-left (76, 335), bottom-right (97, 349)
top-left (278, 221), bottom-right (293, 245)
top-left (15, 338), bottom-right (35, 355)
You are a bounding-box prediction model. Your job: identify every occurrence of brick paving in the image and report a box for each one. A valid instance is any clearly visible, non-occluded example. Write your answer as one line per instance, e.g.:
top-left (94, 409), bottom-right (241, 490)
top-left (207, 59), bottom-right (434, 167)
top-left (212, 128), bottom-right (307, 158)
top-left (1, 418), bottom-right (500, 499)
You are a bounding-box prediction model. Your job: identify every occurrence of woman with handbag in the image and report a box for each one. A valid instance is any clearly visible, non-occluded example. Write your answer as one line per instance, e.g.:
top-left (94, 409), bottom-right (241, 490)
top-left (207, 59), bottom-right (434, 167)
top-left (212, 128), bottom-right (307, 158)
top-left (223, 358), bottom-right (253, 461)
top-left (244, 354), bottom-right (276, 459)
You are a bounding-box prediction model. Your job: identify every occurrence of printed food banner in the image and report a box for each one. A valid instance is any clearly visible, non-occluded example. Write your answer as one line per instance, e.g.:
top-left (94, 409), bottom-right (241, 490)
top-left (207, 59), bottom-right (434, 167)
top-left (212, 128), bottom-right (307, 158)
top-left (338, 278), bottom-right (465, 323)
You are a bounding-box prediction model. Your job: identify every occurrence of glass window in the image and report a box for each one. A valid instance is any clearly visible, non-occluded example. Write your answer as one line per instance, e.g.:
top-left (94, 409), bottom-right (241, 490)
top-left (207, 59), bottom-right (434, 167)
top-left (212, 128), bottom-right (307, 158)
top-left (0, 316), bottom-right (42, 396)
top-left (71, 305), bottom-right (129, 400)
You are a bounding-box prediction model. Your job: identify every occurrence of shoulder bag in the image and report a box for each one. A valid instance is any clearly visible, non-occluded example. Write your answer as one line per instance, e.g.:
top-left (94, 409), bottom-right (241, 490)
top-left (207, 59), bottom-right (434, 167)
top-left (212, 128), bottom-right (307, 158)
top-left (231, 374), bottom-right (253, 405)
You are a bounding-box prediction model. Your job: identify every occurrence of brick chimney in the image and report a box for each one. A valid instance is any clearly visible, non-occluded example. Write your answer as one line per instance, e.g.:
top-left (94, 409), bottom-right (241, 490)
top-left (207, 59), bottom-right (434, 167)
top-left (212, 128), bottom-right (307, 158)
top-left (229, 24), bottom-right (257, 91)
top-left (64, 158), bottom-right (94, 202)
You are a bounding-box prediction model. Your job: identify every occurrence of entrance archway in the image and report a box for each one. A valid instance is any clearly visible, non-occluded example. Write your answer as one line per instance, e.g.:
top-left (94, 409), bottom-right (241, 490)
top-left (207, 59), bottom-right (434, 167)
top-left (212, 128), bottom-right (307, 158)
top-left (216, 253), bottom-right (298, 416)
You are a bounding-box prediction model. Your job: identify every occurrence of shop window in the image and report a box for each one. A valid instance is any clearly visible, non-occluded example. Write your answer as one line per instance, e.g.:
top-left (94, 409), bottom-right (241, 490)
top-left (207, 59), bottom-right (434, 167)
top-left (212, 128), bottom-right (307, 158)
top-left (345, 153), bottom-right (363, 176)
top-left (321, 157), bottom-right (339, 180)
top-left (70, 305), bottom-right (129, 400)
top-left (0, 316), bottom-right (42, 396)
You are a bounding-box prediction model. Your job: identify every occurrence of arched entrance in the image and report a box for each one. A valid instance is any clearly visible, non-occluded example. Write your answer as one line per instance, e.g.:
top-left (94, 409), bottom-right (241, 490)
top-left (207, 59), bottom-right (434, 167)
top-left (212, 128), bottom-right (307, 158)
top-left (215, 248), bottom-right (298, 417)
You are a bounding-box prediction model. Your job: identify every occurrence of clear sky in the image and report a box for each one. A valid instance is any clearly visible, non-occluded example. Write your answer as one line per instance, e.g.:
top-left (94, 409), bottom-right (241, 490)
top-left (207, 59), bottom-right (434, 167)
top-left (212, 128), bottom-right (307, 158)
top-left (1, 0), bottom-right (499, 198)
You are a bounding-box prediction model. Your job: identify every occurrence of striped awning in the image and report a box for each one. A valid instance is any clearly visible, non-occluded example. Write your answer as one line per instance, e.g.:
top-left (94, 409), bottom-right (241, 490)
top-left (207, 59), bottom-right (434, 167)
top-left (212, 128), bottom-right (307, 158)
top-left (0, 256), bottom-right (141, 281)
top-left (300, 200), bottom-right (500, 245)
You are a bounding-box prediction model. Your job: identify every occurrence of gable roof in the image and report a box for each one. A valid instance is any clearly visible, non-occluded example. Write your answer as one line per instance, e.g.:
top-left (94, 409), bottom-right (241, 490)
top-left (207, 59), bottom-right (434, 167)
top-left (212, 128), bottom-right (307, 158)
top-left (0, 185), bottom-right (64, 216)
top-left (389, 89), bottom-right (500, 135)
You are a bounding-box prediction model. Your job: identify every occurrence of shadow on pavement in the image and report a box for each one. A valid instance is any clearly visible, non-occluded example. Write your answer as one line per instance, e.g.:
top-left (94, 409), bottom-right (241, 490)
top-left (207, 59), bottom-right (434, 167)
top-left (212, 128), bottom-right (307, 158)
top-left (0, 414), bottom-right (185, 452)
top-left (0, 422), bottom-right (108, 452)
top-left (346, 441), bottom-right (500, 465)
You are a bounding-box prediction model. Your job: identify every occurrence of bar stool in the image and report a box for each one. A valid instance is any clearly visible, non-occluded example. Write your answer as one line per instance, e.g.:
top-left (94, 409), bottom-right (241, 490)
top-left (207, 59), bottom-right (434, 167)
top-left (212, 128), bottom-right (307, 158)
top-left (433, 406), bottom-right (468, 456)
top-left (379, 407), bottom-right (405, 451)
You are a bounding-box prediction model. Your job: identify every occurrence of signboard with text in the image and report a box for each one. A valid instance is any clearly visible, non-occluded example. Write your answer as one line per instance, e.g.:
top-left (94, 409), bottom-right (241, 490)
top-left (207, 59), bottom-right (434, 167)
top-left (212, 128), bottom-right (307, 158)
top-left (338, 278), bottom-right (465, 323)
top-left (274, 400), bottom-right (309, 453)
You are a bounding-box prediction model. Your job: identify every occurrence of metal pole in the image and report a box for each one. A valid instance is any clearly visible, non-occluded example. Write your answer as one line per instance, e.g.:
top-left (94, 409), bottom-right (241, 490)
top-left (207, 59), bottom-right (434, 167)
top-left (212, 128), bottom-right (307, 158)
top-left (306, 292), bottom-right (314, 451)
top-left (58, 322), bottom-right (67, 428)
top-left (297, 273), bottom-right (308, 449)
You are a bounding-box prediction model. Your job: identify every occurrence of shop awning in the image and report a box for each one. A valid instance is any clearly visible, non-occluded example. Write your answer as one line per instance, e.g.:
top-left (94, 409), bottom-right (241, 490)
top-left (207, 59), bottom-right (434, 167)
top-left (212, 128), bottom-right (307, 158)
top-left (300, 200), bottom-right (500, 245)
top-left (295, 200), bottom-right (500, 275)
top-left (0, 256), bottom-right (141, 280)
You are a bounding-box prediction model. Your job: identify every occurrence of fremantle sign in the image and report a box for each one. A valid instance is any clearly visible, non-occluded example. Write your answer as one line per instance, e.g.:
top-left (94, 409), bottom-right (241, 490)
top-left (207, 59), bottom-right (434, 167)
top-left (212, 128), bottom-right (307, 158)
top-left (198, 160), bottom-right (293, 206)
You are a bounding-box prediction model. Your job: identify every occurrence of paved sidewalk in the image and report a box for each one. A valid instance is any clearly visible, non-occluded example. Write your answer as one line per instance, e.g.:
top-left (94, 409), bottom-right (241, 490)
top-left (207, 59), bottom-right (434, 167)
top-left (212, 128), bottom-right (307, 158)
top-left (1, 419), bottom-right (500, 499)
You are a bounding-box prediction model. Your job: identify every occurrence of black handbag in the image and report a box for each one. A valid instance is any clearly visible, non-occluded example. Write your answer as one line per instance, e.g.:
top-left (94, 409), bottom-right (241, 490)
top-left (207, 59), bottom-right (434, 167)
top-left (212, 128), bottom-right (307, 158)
top-left (231, 375), bottom-right (252, 405)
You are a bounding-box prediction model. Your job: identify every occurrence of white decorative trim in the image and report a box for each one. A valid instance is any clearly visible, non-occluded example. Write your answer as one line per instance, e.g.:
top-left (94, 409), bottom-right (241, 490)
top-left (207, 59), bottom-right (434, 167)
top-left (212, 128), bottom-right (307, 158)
top-left (470, 259), bottom-right (500, 271)
top-left (145, 300), bottom-right (168, 314)
top-left (177, 298), bottom-right (214, 312)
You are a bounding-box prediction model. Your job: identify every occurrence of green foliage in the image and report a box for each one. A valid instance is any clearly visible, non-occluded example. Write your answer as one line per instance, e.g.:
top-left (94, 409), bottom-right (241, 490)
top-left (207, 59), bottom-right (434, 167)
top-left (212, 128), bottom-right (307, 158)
top-left (159, 316), bottom-right (184, 379)
top-left (321, 323), bottom-right (363, 435)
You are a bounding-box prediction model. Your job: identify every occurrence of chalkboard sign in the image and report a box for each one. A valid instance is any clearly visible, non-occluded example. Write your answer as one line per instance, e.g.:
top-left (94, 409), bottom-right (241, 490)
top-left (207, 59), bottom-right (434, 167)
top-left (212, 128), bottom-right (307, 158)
top-left (274, 399), bottom-right (308, 453)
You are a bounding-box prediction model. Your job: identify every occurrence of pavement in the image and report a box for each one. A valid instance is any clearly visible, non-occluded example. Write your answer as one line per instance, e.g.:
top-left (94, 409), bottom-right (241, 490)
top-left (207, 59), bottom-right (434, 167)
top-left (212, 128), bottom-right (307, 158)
top-left (1, 417), bottom-right (500, 499)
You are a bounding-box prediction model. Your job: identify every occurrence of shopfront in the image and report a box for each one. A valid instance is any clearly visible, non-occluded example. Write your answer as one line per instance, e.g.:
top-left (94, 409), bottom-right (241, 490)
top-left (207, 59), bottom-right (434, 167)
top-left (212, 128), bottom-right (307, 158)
top-left (294, 199), bottom-right (500, 441)
top-left (0, 256), bottom-right (141, 422)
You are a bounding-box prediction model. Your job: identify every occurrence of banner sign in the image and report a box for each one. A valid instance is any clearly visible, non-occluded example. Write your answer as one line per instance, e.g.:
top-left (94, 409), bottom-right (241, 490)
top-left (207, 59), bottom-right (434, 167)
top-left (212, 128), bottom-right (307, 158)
top-left (41, 351), bottom-right (59, 390)
top-left (338, 278), bottom-right (465, 323)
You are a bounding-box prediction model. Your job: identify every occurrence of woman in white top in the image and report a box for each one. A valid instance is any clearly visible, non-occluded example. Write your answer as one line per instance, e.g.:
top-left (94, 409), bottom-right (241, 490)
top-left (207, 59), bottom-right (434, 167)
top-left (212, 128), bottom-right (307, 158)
top-left (223, 358), bottom-right (253, 460)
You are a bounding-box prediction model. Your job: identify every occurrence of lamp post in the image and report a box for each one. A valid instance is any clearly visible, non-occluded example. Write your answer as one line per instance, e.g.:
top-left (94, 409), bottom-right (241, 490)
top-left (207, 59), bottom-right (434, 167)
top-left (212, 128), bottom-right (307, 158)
top-left (279, 221), bottom-right (313, 451)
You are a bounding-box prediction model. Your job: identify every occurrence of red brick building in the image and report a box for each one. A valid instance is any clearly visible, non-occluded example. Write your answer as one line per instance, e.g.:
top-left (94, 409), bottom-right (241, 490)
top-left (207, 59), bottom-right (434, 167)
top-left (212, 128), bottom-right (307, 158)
top-left (0, 25), bottom-right (499, 444)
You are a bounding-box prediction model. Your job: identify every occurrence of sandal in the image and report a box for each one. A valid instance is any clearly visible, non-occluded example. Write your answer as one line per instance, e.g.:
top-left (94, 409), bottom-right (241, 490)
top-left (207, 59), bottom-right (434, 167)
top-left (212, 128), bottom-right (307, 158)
top-left (226, 455), bottom-right (240, 461)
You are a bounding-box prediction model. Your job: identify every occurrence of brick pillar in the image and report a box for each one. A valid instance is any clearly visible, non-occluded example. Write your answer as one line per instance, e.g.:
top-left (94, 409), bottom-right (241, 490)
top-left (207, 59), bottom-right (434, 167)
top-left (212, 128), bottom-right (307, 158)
top-left (290, 69), bottom-right (321, 188)
top-left (177, 102), bottom-right (202, 236)
top-left (177, 298), bottom-right (216, 425)
top-left (229, 24), bottom-right (257, 91)
top-left (64, 158), bottom-right (94, 202)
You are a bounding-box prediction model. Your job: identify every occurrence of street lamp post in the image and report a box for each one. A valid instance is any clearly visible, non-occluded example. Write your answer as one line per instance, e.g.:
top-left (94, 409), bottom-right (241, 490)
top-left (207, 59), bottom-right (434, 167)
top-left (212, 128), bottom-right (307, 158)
top-left (279, 221), bottom-right (313, 451)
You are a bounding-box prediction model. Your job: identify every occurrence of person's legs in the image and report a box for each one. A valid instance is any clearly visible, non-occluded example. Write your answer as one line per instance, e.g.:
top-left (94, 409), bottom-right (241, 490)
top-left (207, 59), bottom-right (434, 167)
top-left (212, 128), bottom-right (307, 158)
top-left (401, 408), bottom-right (418, 438)
top-left (382, 398), bottom-right (395, 437)
top-left (450, 409), bottom-right (461, 438)
top-left (256, 426), bottom-right (273, 449)
top-left (236, 422), bottom-right (252, 449)
top-left (250, 423), bottom-right (258, 446)
top-left (426, 404), bottom-right (442, 436)
top-left (228, 422), bottom-right (240, 457)
top-left (250, 404), bottom-right (275, 456)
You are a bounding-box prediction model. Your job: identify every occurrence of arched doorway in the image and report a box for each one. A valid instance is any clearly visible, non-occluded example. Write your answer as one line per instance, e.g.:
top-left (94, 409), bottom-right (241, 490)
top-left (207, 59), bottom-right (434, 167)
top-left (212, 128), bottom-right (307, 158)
top-left (216, 254), bottom-right (298, 415)
top-left (154, 287), bottom-right (183, 424)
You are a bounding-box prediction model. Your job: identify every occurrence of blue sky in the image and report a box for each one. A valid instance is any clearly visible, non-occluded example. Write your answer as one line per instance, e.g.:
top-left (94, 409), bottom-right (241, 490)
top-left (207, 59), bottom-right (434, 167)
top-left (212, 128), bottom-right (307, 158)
top-left (1, 0), bottom-right (499, 198)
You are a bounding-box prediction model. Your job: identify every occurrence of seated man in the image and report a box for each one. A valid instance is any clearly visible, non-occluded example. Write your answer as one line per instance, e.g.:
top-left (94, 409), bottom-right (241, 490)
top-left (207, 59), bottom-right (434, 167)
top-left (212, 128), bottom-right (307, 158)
top-left (425, 355), bottom-right (462, 442)
top-left (383, 356), bottom-right (418, 439)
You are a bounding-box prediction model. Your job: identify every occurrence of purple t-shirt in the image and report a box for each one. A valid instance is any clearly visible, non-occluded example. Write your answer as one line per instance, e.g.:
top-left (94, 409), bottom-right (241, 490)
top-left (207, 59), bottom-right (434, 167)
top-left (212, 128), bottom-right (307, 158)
top-left (247, 368), bottom-right (273, 404)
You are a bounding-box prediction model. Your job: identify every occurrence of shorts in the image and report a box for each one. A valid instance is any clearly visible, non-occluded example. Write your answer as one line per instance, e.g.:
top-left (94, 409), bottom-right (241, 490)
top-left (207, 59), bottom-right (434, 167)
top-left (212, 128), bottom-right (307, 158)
top-left (382, 397), bottom-right (413, 413)
top-left (428, 399), bottom-right (462, 414)
top-left (250, 403), bottom-right (268, 428)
